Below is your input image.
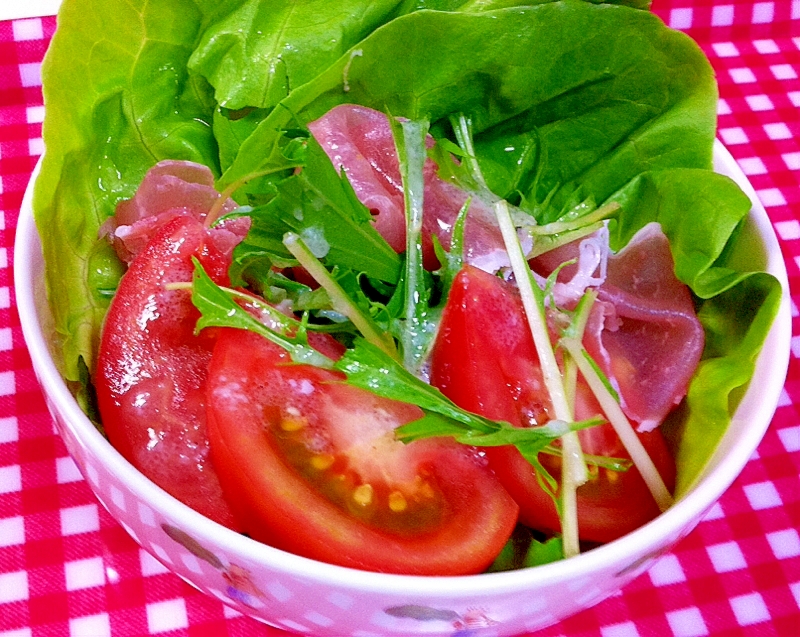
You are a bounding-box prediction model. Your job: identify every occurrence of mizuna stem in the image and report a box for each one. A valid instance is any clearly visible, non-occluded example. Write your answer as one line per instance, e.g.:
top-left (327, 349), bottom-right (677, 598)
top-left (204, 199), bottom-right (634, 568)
top-left (204, 181), bottom-right (240, 229)
top-left (560, 337), bottom-right (674, 512)
top-left (453, 114), bottom-right (489, 191)
top-left (283, 233), bottom-right (398, 359)
top-left (494, 199), bottom-right (587, 558)
top-left (494, 202), bottom-right (574, 432)
top-left (392, 117), bottom-right (432, 377)
top-left (561, 289), bottom-right (598, 411)
top-left (528, 201), bottom-right (620, 236)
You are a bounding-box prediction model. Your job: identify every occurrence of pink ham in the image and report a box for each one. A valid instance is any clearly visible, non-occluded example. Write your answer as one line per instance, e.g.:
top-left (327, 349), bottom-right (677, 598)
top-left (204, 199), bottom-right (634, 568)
top-left (533, 223), bottom-right (703, 431)
top-left (583, 224), bottom-right (704, 431)
top-left (307, 104), bottom-right (507, 272)
top-left (101, 160), bottom-right (249, 264)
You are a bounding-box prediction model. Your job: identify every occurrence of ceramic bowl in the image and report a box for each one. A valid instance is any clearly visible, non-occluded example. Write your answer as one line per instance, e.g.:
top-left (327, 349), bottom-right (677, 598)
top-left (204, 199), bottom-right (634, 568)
top-left (14, 141), bottom-right (791, 636)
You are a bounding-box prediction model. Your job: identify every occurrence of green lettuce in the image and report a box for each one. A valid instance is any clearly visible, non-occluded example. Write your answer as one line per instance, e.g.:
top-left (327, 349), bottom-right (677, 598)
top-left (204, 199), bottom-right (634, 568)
top-left (34, 0), bottom-right (219, 382)
top-left (220, 3), bottom-right (717, 194)
top-left (188, 0), bottom-right (408, 111)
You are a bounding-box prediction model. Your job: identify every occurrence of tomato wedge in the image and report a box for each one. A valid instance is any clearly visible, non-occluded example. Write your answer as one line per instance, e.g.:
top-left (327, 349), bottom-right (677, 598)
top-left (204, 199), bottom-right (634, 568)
top-left (96, 215), bottom-right (241, 530)
top-left (430, 265), bottom-right (676, 544)
top-left (205, 328), bottom-right (519, 575)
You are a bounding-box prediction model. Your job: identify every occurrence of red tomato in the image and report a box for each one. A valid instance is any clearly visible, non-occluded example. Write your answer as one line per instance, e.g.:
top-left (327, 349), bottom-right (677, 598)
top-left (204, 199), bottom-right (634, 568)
top-left (96, 215), bottom-right (241, 530)
top-left (205, 328), bottom-right (519, 575)
top-left (430, 265), bottom-right (676, 544)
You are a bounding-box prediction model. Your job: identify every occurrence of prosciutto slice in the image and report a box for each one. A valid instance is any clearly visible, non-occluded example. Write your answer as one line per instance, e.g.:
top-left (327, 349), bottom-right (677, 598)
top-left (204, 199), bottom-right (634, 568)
top-left (308, 104), bottom-right (508, 272)
top-left (101, 160), bottom-right (249, 263)
top-left (583, 224), bottom-right (704, 431)
top-left (533, 223), bottom-right (703, 431)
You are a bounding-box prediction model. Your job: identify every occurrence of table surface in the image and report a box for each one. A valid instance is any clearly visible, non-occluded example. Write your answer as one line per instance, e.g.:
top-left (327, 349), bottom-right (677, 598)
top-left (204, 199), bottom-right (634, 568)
top-left (1, 1), bottom-right (798, 636)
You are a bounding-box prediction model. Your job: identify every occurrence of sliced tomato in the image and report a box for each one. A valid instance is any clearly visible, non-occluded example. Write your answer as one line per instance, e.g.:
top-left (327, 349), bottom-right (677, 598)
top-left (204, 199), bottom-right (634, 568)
top-left (430, 265), bottom-right (676, 544)
top-left (205, 328), bottom-right (519, 575)
top-left (96, 215), bottom-right (241, 530)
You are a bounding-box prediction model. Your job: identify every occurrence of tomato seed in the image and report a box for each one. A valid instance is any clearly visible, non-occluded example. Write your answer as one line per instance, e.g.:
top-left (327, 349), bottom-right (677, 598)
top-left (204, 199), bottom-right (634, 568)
top-left (310, 454), bottom-right (335, 470)
top-left (353, 483), bottom-right (374, 507)
top-left (388, 491), bottom-right (407, 512)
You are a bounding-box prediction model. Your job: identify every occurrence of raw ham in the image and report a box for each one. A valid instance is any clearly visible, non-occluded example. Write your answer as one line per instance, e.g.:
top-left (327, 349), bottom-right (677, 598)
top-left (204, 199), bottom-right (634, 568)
top-left (308, 104), bottom-right (508, 272)
top-left (101, 160), bottom-right (249, 263)
top-left (587, 224), bottom-right (704, 431)
top-left (536, 223), bottom-right (704, 432)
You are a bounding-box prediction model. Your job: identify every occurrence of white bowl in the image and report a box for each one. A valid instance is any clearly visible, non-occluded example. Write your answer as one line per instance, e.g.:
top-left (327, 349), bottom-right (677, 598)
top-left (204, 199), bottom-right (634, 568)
top-left (14, 142), bottom-right (791, 636)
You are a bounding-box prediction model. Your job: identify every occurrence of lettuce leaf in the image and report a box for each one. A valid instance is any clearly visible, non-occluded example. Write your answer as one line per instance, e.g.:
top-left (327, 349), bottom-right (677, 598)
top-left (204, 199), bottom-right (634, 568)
top-left (34, 0), bottom-right (220, 380)
top-left (608, 168), bottom-right (754, 298)
top-left (188, 0), bottom-right (407, 111)
top-left (220, 3), bottom-right (717, 197)
top-left (672, 272), bottom-right (781, 496)
top-left (202, 1), bottom-right (650, 169)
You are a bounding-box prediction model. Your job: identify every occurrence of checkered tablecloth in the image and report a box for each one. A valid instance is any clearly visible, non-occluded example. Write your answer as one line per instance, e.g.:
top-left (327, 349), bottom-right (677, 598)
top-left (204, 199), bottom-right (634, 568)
top-left (1, 2), bottom-right (798, 636)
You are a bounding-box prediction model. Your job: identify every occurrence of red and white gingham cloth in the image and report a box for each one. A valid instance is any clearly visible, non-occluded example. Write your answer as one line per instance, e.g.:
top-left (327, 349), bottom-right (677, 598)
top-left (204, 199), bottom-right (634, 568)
top-left (1, 2), bottom-right (798, 636)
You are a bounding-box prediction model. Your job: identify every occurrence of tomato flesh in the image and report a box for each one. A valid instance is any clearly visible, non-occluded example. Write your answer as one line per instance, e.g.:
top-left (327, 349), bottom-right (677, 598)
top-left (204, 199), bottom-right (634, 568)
top-left (430, 265), bottom-right (676, 543)
top-left (205, 327), bottom-right (519, 575)
top-left (96, 215), bottom-right (241, 530)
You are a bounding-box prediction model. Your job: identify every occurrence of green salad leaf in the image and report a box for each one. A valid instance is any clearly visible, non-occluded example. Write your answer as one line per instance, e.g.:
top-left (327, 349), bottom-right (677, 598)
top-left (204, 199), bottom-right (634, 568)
top-left (487, 527), bottom-right (565, 572)
top-left (667, 271), bottom-right (782, 496)
top-left (34, 0), bottom-right (219, 380)
top-left (608, 168), bottom-right (756, 298)
top-left (188, 0), bottom-right (407, 111)
top-left (399, 0), bottom-right (652, 11)
top-left (220, 3), bottom-right (717, 203)
top-left (232, 135), bottom-right (402, 283)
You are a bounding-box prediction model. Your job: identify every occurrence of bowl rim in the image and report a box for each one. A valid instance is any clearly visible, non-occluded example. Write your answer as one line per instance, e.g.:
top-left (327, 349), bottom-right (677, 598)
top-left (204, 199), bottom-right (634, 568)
top-left (13, 140), bottom-right (793, 596)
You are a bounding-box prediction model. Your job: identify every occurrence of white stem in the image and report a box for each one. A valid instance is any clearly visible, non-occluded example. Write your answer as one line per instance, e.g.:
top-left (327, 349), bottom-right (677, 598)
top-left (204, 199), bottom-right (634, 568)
top-left (494, 202), bottom-right (571, 420)
top-left (494, 200), bottom-right (587, 557)
top-left (559, 434), bottom-right (581, 558)
top-left (284, 233), bottom-right (397, 358)
top-left (454, 115), bottom-right (489, 191)
top-left (560, 337), bottom-right (674, 512)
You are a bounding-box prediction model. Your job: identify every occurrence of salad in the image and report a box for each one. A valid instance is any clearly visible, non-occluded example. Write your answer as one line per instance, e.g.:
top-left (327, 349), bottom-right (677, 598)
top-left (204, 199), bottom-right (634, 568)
top-left (33, 0), bottom-right (781, 575)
